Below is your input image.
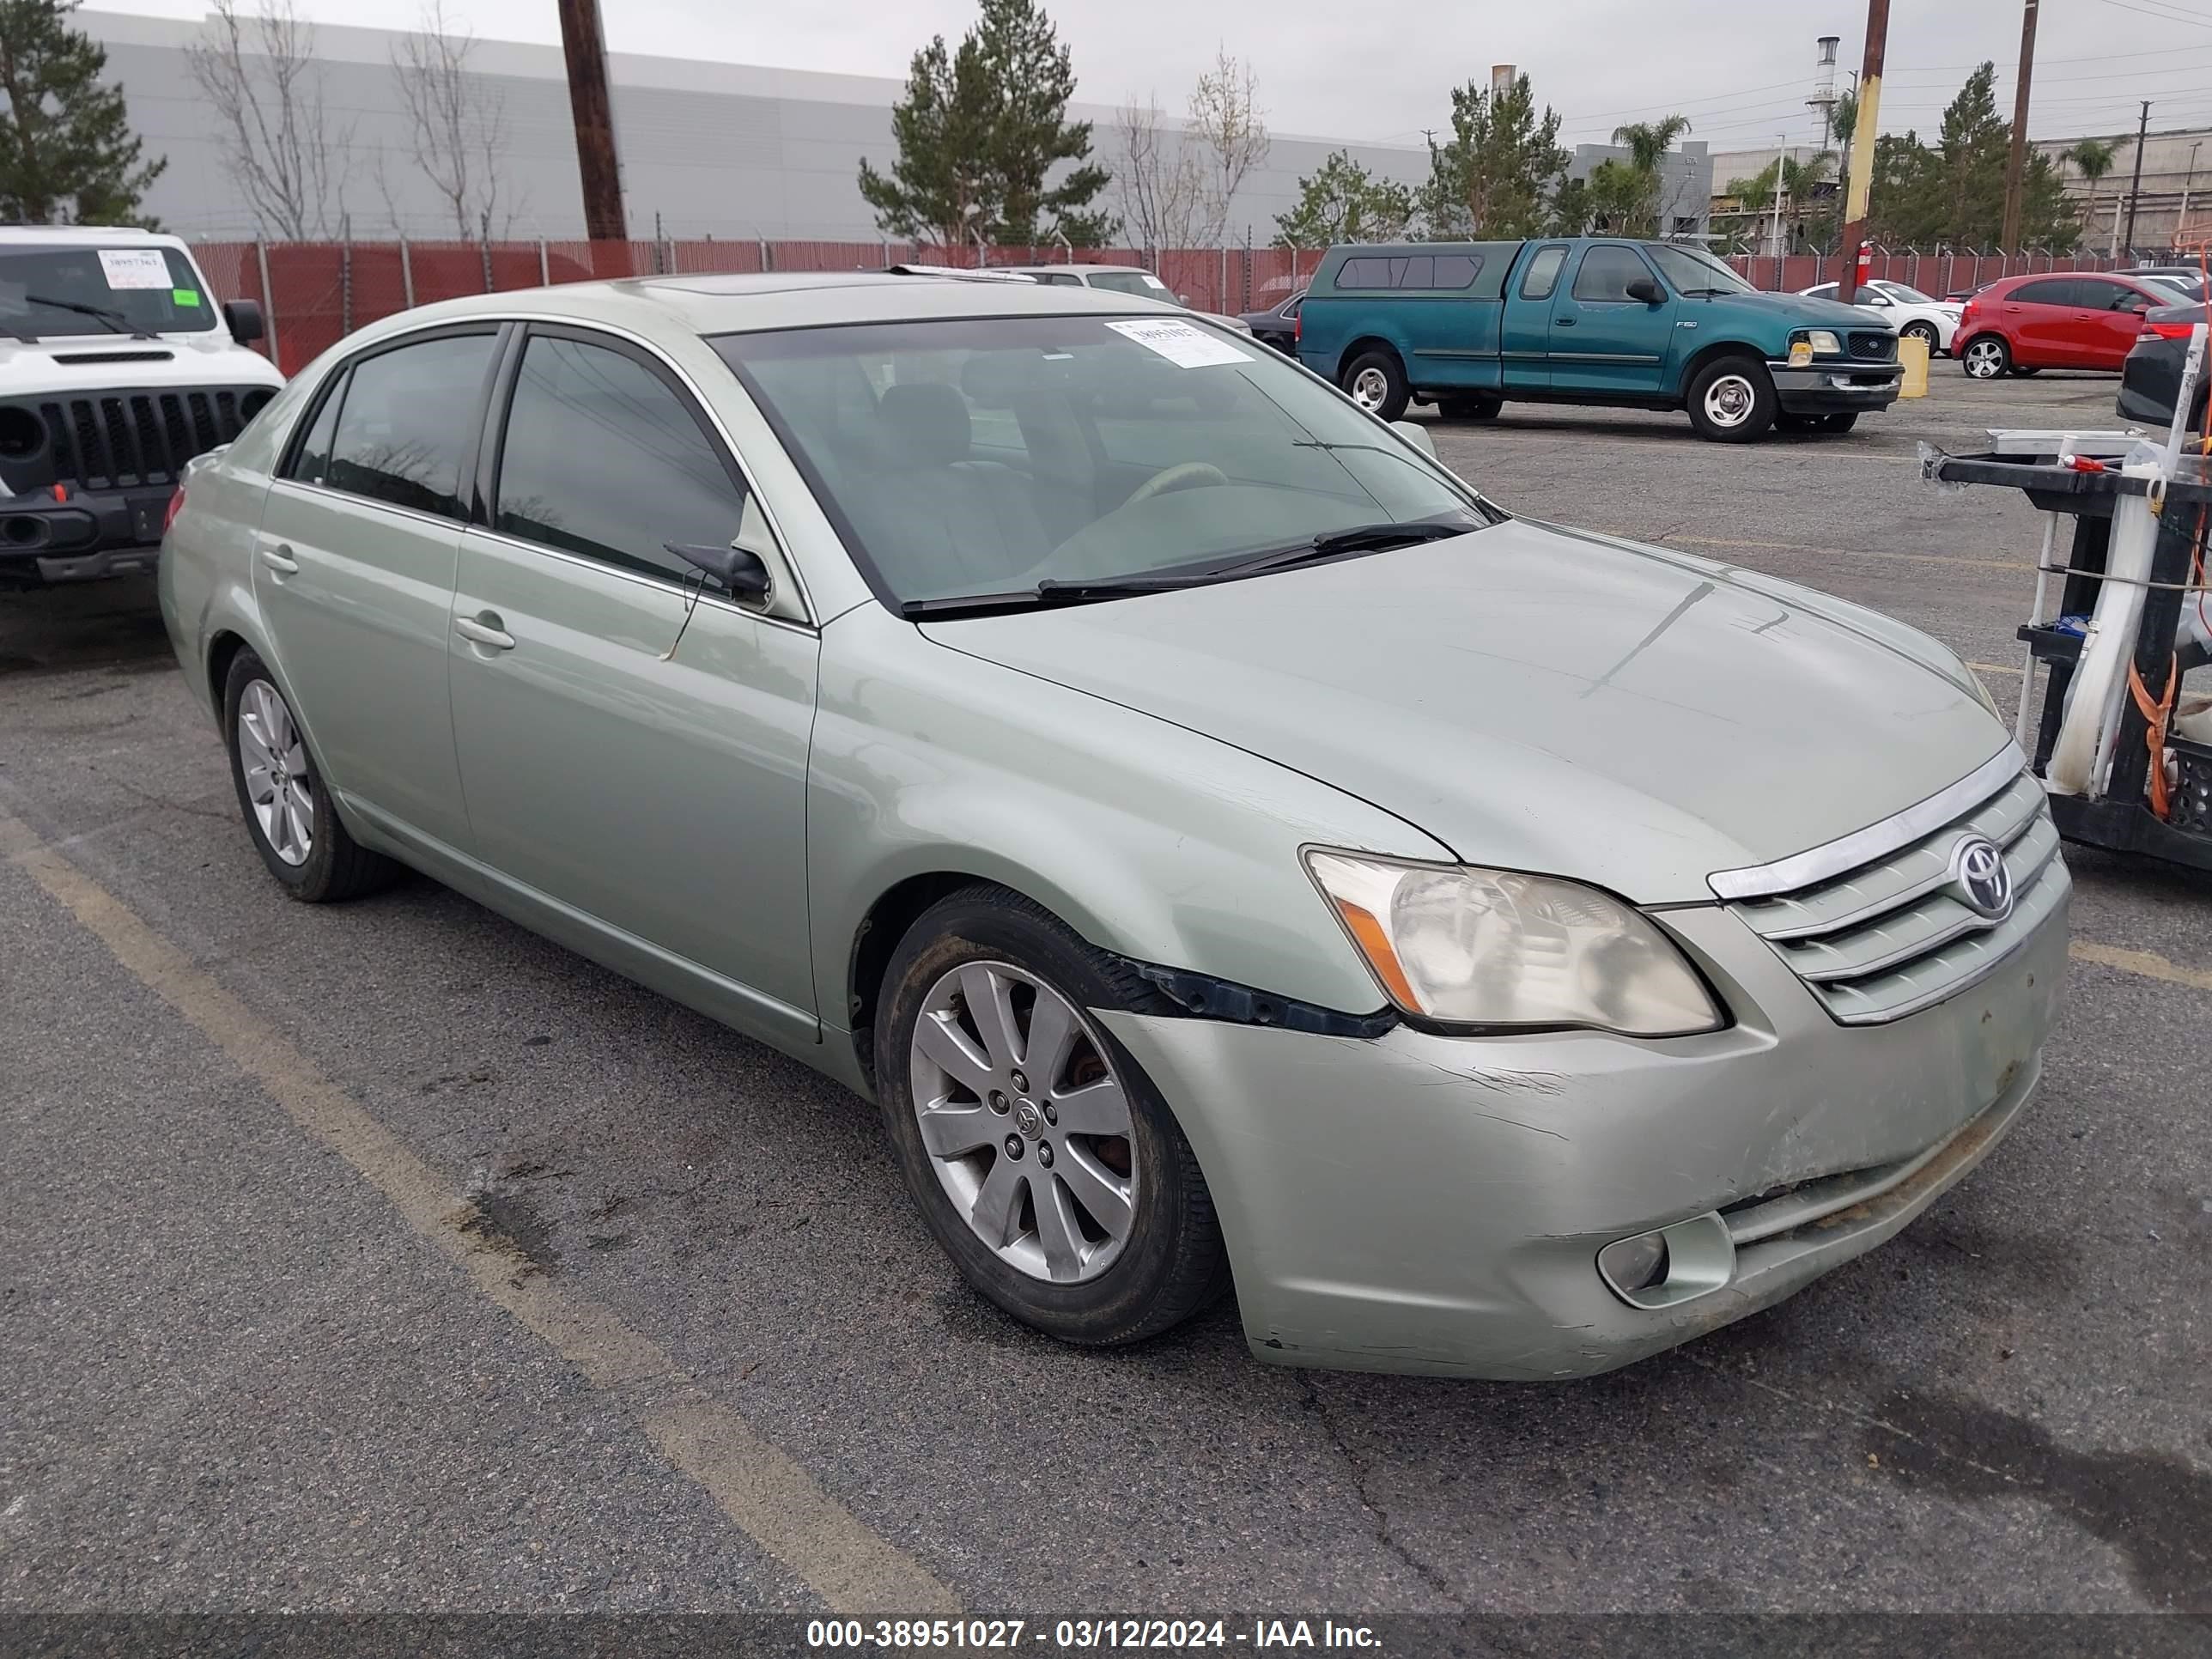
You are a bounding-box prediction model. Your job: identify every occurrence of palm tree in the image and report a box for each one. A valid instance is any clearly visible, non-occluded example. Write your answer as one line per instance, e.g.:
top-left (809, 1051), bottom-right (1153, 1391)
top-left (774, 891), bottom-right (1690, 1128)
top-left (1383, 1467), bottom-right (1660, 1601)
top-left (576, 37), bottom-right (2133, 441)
top-left (2063, 138), bottom-right (2118, 253)
top-left (1724, 153), bottom-right (1834, 252)
top-left (1610, 114), bottom-right (1692, 235)
top-left (1830, 90), bottom-right (1859, 212)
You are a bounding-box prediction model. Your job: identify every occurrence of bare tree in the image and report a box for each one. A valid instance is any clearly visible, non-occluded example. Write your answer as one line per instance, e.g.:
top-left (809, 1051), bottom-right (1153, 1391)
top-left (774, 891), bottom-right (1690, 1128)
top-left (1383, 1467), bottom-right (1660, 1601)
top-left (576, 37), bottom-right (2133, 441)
top-left (388, 0), bottom-right (514, 240)
top-left (1188, 48), bottom-right (1268, 247)
top-left (1112, 94), bottom-right (1201, 252)
top-left (184, 0), bottom-right (350, 240)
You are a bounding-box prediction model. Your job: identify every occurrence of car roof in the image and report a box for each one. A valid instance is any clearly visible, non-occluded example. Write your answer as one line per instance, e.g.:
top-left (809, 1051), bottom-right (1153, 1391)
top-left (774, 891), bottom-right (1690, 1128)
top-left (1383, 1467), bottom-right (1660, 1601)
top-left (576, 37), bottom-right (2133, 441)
top-left (343, 269), bottom-right (1188, 341)
top-left (0, 224), bottom-right (176, 246)
top-left (1005, 264), bottom-right (1161, 277)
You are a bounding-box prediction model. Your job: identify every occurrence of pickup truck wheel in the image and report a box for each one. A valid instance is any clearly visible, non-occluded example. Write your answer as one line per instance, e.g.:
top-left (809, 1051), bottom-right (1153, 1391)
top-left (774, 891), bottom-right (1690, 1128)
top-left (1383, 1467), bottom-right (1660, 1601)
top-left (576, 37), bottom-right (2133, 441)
top-left (1342, 350), bottom-right (1410, 421)
top-left (1686, 356), bottom-right (1776, 443)
top-left (222, 647), bottom-right (396, 902)
top-left (1438, 393), bottom-right (1503, 421)
top-left (875, 885), bottom-right (1231, 1346)
top-left (1961, 335), bottom-right (2010, 378)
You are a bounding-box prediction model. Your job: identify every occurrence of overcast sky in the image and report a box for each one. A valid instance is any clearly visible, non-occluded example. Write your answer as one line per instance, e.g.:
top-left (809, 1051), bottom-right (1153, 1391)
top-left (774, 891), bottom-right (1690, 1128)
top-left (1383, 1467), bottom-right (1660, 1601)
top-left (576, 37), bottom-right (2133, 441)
top-left (119, 0), bottom-right (2212, 154)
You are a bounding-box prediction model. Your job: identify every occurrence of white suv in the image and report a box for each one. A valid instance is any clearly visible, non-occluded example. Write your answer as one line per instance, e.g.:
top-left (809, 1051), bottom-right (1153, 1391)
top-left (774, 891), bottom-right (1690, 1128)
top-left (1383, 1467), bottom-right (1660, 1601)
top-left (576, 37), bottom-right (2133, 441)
top-left (0, 227), bottom-right (283, 588)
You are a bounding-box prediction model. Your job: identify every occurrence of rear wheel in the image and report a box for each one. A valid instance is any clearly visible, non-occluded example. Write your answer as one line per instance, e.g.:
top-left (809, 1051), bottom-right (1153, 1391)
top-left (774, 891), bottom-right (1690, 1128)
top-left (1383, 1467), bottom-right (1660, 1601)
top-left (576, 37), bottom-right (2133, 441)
top-left (222, 648), bottom-right (396, 902)
top-left (1341, 349), bottom-right (1410, 422)
top-left (874, 886), bottom-right (1231, 1346)
top-left (1685, 355), bottom-right (1777, 442)
top-left (1961, 335), bottom-right (2010, 379)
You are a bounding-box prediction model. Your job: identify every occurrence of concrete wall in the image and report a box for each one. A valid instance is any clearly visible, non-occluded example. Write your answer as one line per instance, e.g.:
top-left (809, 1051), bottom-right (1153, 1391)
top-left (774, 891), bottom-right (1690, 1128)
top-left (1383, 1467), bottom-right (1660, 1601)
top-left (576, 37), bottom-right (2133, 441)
top-left (84, 8), bottom-right (1430, 245)
top-left (1565, 142), bottom-right (1712, 237)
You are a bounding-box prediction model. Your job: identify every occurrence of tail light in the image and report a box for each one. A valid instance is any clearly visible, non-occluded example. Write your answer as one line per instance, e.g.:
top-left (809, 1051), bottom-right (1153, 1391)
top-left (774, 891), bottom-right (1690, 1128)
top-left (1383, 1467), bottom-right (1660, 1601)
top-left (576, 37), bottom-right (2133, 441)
top-left (161, 483), bottom-right (186, 537)
top-left (2144, 319), bottom-right (2200, 340)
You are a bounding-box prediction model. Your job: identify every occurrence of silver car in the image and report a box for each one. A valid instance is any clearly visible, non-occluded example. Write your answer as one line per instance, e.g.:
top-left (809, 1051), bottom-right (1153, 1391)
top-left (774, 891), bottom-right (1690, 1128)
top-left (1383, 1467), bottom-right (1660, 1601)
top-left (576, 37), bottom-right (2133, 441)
top-left (160, 271), bottom-right (2069, 1379)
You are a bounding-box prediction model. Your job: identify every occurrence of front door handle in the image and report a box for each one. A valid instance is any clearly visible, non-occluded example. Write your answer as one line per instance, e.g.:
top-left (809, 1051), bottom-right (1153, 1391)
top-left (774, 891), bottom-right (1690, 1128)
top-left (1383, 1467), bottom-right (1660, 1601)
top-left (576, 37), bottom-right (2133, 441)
top-left (454, 613), bottom-right (515, 652)
top-left (258, 543), bottom-right (299, 575)
top-left (1554, 316), bottom-right (1577, 327)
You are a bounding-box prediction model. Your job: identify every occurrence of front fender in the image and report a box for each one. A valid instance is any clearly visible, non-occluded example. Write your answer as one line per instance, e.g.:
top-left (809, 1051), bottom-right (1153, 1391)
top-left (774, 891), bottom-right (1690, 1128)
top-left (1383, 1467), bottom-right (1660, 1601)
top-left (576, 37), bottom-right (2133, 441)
top-left (806, 605), bottom-right (1451, 1045)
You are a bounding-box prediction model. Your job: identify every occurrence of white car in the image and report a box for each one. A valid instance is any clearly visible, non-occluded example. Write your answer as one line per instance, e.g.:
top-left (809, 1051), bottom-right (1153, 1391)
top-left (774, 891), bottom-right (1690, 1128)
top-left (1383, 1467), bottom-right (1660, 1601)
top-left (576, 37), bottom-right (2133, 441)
top-left (0, 226), bottom-right (283, 589)
top-left (1004, 264), bottom-right (1255, 335)
top-left (1799, 279), bottom-right (1963, 356)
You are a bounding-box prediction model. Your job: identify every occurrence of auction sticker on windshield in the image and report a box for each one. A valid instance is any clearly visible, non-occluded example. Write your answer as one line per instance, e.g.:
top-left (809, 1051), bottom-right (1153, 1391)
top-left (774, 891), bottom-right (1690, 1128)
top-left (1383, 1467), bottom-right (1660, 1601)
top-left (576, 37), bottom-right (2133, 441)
top-left (1104, 318), bottom-right (1251, 368)
top-left (98, 249), bottom-right (171, 289)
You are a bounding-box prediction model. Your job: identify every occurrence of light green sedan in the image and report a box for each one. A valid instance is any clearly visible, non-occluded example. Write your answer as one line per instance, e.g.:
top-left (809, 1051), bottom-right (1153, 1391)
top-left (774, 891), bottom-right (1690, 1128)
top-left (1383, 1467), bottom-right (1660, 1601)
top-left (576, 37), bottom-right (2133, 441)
top-left (159, 271), bottom-right (2069, 1378)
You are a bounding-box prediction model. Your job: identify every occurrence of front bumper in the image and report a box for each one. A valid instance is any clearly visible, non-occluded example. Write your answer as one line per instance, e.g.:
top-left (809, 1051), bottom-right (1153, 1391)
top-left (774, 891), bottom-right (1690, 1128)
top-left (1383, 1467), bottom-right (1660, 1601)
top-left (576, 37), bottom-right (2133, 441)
top-left (1101, 871), bottom-right (2069, 1380)
top-left (1768, 362), bottom-right (1902, 414)
top-left (0, 486), bottom-right (172, 585)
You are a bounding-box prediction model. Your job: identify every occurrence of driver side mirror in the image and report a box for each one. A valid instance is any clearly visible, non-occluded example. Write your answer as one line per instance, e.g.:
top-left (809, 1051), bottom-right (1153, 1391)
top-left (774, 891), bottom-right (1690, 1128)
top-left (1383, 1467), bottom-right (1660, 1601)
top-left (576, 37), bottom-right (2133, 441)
top-left (222, 298), bottom-right (264, 344)
top-left (1625, 277), bottom-right (1665, 305)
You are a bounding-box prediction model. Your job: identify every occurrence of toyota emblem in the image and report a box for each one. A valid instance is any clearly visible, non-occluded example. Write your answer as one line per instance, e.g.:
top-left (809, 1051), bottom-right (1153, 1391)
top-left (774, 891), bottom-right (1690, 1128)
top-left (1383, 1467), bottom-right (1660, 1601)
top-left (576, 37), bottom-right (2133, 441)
top-left (1951, 835), bottom-right (2013, 921)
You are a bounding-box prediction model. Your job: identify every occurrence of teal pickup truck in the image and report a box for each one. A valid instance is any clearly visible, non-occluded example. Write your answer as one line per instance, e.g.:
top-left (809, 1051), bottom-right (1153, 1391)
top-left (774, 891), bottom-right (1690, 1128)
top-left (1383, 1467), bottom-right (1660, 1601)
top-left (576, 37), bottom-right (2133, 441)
top-left (1295, 238), bottom-right (1900, 441)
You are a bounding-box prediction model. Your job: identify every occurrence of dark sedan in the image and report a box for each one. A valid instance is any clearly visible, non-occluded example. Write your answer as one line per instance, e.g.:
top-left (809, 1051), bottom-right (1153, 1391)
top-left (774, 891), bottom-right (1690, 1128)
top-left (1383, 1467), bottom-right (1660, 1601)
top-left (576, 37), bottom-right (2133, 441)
top-left (2118, 302), bottom-right (2208, 428)
top-left (1239, 289), bottom-right (1303, 353)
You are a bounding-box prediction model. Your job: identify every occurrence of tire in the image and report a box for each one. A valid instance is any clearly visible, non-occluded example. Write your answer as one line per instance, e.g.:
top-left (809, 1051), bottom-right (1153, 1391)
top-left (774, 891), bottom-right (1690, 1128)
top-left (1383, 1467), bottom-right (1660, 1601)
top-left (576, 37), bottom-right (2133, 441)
top-left (1340, 349), bottom-right (1410, 422)
top-left (1438, 392), bottom-right (1503, 421)
top-left (1961, 334), bottom-right (2010, 379)
top-left (1816, 412), bottom-right (1859, 433)
top-left (873, 884), bottom-right (1231, 1346)
top-left (222, 647), bottom-right (396, 902)
top-left (1900, 321), bottom-right (1940, 353)
top-left (1685, 354), bottom-right (1777, 443)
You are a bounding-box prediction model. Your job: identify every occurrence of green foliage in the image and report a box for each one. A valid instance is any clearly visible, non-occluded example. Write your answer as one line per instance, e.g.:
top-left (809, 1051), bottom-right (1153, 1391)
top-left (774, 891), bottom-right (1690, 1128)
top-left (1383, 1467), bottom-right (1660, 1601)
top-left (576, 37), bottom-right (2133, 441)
top-left (1272, 150), bottom-right (1416, 247)
top-left (1601, 114), bottom-right (1692, 236)
top-left (2062, 137), bottom-right (2118, 185)
top-left (1421, 72), bottom-right (1566, 239)
top-left (0, 0), bottom-right (164, 225)
top-left (857, 0), bottom-right (1112, 249)
top-left (1863, 64), bottom-right (2082, 250)
top-left (1723, 153), bottom-right (1833, 216)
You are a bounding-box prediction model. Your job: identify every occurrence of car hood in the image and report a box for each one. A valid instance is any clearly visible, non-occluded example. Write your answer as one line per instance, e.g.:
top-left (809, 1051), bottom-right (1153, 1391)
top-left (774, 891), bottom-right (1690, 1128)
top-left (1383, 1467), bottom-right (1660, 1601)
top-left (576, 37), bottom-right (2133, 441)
top-left (920, 519), bottom-right (2008, 902)
top-left (1717, 289), bottom-right (1875, 331)
top-left (0, 329), bottom-right (283, 392)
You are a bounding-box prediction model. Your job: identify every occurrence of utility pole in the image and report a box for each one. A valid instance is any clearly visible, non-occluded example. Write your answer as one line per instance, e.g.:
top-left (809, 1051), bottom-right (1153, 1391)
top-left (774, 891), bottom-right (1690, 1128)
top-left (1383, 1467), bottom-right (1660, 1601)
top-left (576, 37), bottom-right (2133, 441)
top-left (1770, 134), bottom-right (1790, 270)
top-left (2180, 139), bottom-right (2202, 252)
top-left (2000, 0), bottom-right (2039, 254)
top-left (2123, 100), bottom-right (2151, 258)
top-left (556, 0), bottom-right (628, 246)
top-left (1838, 0), bottom-right (1890, 304)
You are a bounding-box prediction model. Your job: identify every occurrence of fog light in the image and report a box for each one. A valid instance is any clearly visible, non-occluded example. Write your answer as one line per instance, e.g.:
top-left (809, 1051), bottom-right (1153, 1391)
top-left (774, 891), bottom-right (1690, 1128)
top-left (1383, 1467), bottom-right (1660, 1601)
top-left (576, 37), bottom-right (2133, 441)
top-left (1597, 1231), bottom-right (1669, 1293)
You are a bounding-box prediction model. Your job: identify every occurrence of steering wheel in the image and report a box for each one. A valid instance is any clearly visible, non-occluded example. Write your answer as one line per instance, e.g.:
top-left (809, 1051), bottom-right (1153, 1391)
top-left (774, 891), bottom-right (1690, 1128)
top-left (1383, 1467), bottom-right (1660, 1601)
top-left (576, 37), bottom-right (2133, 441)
top-left (1124, 461), bottom-right (1229, 507)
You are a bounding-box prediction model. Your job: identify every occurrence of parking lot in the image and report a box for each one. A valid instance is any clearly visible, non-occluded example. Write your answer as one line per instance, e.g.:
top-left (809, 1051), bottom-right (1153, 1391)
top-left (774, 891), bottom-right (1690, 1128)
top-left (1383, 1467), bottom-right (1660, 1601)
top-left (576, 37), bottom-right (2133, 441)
top-left (3, 367), bottom-right (2207, 1620)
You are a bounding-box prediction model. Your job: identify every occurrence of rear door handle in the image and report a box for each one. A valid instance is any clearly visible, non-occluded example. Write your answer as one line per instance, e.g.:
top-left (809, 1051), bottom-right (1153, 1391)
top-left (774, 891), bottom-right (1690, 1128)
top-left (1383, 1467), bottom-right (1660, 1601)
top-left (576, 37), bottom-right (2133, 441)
top-left (258, 543), bottom-right (299, 575)
top-left (1554, 316), bottom-right (1577, 326)
top-left (454, 613), bottom-right (515, 652)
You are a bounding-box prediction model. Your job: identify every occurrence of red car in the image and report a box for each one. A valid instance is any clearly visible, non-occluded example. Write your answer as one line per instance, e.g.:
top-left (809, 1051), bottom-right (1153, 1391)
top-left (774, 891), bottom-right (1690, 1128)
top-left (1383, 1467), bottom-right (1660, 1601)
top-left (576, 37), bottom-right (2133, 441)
top-left (1956, 271), bottom-right (2172, 379)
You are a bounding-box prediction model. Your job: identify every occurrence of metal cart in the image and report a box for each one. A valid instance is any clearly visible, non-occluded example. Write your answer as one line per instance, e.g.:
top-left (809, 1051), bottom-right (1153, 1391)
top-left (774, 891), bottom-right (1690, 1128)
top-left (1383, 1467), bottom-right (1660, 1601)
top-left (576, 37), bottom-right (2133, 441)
top-left (1929, 440), bottom-right (2212, 871)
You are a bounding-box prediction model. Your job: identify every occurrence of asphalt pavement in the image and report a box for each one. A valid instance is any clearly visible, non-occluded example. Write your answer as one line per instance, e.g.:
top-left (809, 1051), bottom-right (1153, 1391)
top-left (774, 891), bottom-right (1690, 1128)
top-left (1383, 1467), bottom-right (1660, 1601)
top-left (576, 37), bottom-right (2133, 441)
top-left (2, 368), bottom-right (2208, 1623)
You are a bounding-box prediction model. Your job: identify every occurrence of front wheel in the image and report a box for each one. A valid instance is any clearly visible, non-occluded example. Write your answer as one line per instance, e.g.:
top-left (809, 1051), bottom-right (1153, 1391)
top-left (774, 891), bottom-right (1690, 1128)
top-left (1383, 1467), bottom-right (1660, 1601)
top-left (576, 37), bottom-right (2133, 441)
top-left (1900, 321), bottom-right (1941, 353)
top-left (1686, 355), bottom-right (1777, 442)
top-left (874, 886), bottom-right (1231, 1346)
top-left (1961, 335), bottom-right (2010, 379)
top-left (1340, 349), bottom-right (1410, 422)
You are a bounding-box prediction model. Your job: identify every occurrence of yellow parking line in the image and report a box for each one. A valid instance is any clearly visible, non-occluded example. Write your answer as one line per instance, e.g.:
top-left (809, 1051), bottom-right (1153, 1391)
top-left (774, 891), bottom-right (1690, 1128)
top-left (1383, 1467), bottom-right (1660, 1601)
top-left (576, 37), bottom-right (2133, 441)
top-left (1966, 662), bottom-right (2022, 676)
top-left (2069, 939), bottom-right (2212, 994)
top-left (0, 807), bottom-right (956, 1618)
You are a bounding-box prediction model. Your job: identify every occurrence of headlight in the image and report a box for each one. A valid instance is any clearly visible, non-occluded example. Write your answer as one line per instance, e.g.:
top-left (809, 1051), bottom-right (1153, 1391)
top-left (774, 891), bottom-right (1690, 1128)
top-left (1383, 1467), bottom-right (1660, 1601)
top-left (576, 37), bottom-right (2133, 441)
top-left (1803, 328), bottom-right (1844, 356)
top-left (1304, 850), bottom-right (1724, 1036)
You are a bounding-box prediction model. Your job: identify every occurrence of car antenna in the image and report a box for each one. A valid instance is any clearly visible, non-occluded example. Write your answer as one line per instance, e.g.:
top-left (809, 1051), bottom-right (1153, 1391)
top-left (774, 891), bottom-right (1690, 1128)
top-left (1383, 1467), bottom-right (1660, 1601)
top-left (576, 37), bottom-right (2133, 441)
top-left (658, 568), bottom-right (708, 662)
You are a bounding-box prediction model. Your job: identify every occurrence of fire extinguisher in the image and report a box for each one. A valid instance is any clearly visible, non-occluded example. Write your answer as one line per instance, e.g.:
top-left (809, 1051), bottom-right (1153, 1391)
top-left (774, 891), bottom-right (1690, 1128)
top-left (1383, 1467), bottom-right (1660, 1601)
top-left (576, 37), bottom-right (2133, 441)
top-left (1854, 242), bottom-right (1872, 289)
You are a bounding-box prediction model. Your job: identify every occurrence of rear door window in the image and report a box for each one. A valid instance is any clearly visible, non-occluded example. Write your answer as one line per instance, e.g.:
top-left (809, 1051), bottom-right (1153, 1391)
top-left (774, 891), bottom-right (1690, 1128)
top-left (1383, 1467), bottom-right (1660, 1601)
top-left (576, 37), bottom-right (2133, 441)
top-left (1520, 245), bottom-right (1569, 301)
top-left (325, 331), bottom-right (499, 520)
top-left (2010, 278), bottom-right (2081, 307)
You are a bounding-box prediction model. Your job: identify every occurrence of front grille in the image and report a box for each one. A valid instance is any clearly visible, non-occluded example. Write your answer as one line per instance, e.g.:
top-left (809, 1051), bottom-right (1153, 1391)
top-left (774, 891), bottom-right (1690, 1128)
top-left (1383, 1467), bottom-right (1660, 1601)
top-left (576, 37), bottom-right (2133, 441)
top-left (1723, 767), bottom-right (2067, 1025)
top-left (1848, 330), bottom-right (1898, 362)
top-left (35, 386), bottom-right (264, 493)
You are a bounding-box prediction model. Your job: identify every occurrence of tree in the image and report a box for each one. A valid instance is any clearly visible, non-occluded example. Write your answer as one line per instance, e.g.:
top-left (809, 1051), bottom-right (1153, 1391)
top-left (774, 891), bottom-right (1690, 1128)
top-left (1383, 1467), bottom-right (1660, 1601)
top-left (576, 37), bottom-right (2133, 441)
top-left (1422, 71), bottom-right (1567, 239)
top-left (185, 0), bottom-right (350, 240)
top-left (1187, 49), bottom-right (1267, 247)
top-left (1580, 158), bottom-right (1650, 234)
top-left (386, 0), bottom-right (512, 240)
top-left (1928, 63), bottom-right (2007, 246)
top-left (859, 0), bottom-right (1113, 250)
top-left (2063, 137), bottom-right (2118, 252)
top-left (0, 0), bottom-right (165, 224)
top-left (1272, 150), bottom-right (1415, 247)
top-left (1607, 114), bottom-right (1692, 236)
top-left (1860, 65), bottom-right (2080, 252)
top-left (1111, 94), bottom-right (1201, 252)
top-left (1722, 153), bottom-right (1834, 252)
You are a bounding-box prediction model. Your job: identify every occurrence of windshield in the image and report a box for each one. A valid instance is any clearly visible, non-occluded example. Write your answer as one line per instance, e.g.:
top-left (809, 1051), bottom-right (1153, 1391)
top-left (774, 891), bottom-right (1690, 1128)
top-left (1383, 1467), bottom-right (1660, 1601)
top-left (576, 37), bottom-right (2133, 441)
top-left (1646, 244), bottom-right (1753, 296)
top-left (0, 244), bottom-right (216, 336)
top-left (1877, 281), bottom-right (1936, 303)
top-left (714, 314), bottom-right (1486, 609)
top-left (1089, 269), bottom-right (1179, 303)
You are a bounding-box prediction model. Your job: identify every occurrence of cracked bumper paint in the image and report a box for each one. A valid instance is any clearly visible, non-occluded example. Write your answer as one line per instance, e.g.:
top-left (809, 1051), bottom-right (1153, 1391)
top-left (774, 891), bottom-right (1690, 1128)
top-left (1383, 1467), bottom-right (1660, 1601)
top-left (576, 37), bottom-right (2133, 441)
top-left (1097, 882), bottom-right (2069, 1381)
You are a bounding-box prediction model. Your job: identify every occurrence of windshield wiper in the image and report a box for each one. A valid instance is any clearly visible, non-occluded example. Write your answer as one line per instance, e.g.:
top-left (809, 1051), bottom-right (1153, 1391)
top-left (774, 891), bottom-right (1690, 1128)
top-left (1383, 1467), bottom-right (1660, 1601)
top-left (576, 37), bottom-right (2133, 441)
top-left (24, 294), bottom-right (155, 340)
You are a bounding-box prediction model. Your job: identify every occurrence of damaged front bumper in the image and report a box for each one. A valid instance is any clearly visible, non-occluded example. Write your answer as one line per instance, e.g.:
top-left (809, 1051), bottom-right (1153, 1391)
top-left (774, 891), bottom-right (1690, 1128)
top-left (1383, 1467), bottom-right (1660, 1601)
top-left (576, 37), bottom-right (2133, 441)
top-left (1099, 877), bottom-right (2069, 1380)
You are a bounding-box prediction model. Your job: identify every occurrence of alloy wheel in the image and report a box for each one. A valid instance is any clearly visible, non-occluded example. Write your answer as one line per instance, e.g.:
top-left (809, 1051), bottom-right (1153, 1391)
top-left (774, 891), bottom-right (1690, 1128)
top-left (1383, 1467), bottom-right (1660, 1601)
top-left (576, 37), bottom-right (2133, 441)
top-left (908, 960), bottom-right (1138, 1285)
top-left (237, 678), bottom-right (313, 866)
top-left (1964, 339), bottom-right (2005, 379)
top-left (1701, 374), bottom-right (1756, 428)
